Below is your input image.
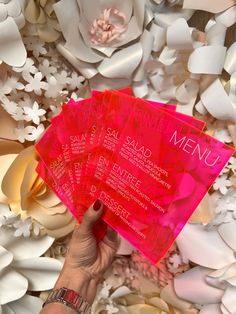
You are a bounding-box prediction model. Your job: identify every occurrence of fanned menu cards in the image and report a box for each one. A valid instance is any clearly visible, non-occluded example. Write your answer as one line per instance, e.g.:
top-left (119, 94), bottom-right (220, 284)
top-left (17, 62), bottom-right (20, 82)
top-left (36, 89), bottom-right (234, 263)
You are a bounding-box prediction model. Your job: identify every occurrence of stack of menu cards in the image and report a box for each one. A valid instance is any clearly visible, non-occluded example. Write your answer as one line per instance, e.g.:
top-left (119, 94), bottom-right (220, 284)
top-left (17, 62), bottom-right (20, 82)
top-left (36, 88), bottom-right (234, 263)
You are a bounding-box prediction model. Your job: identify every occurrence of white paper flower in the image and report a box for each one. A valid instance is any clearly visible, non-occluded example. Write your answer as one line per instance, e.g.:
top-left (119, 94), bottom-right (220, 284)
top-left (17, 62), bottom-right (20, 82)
top-left (0, 0), bottom-right (26, 66)
top-left (24, 72), bottom-right (48, 95)
top-left (13, 57), bottom-right (38, 76)
top-left (54, 0), bottom-right (146, 84)
top-left (23, 101), bottom-right (46, 125)
top-left (213, 174), bottom-right (233, 195)
top-left (0, 224), bottom-right (61, 311)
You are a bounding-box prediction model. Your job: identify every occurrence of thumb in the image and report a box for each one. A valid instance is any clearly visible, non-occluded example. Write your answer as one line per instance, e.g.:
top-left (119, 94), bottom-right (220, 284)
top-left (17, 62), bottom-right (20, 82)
top-left (79, 200), bottom-right (103, 234)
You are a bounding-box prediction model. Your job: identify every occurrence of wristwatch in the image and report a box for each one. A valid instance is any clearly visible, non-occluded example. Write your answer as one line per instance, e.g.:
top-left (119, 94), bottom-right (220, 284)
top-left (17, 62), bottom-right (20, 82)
top-left (43, 287), bottom-right (91, 313)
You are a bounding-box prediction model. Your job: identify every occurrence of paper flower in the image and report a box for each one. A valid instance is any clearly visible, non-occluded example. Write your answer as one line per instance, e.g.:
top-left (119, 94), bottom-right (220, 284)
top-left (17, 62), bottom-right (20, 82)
top-left (92, 279), bottom-right (198, 314)
top-left (0, 207), bottom-right (61, 312)
top-left (23, 101), bottom-right (46, 125)
top-left (54, 0), bottom-right (146, 85)
top-left (0, 141), bottom-right (75, 238)
top-left (24, 0), bottom-right (61, 42)
top-left (213, 174), bottom-right (232, 195)
top-left (0, 0), bottom-right (26, 66)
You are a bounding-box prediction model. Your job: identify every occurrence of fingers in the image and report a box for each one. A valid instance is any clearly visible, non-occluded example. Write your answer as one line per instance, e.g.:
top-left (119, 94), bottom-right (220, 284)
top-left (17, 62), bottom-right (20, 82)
top-left (79, 200), bottom-right (103, 234)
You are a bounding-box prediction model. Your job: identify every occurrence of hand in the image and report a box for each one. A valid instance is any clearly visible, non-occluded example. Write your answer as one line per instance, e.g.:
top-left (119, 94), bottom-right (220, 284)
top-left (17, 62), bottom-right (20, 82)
top-left (52, 200), bottom-right (119, 306)
top-left (65, 199), bottom-right (119, 282)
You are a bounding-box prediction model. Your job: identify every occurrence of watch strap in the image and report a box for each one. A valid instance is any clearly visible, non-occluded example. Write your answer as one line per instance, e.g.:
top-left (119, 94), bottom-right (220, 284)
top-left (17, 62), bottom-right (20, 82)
top-left (43, 287), bottom-right (91, 314)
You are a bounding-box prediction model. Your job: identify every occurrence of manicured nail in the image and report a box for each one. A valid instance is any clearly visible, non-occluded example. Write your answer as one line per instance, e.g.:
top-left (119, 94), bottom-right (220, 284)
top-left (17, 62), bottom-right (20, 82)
top-left (93, 199), bottom-right (102, 211)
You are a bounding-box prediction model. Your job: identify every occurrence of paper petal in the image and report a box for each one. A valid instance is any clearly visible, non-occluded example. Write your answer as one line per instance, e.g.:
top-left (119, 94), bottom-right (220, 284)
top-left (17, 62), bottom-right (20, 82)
top-left (176, 223), bottom-right (235, 269)
top-left (0, 226), bottom-right (54, 260)
top-left (116, 236), bottom-right (134, 255)
top-left (215, 6), bottom-right (236, 28)
top-left (167, 18), bottom-right (193, 50)
top-left (110, 286), bottom-right (132, 299)
top-left (56, 42), bottom-right (98, 79)
top-left (0, 269), bottom-right (28, 305)
top-left (5, 294), bottom-right (43, 314)
top-left (0, 107), bottom-right (19, 140)
top-left (154, 8), bottom-right (194, 27)
top-left (2, 146), bottom-right (36, 201)
top-left (199, 304), bottom-right (222, 314)
top-left (222, 285), bottom-right (236, 314)
top-left (90, 74), bottom-right (131, 90)
top-left (150, 23), bottom-right (166, 52)
top-left (218, 221), bottom-right (236, 251)
top-left (188, 46), bottom-right (227, 74)
top-left (0, 154), bottom-right (18, 203)
top-left (200, 79), bottom-right (236, 120)
top-left (224, 42), bottom-right (236, 75)
top-left (0, 17), bottom-right (26, 67)
top-left (174, 266), bottom-right (224, 304)
top-left (208, 262), bottom-right (236, 286)
top-left (183, 0), bottom-right (235, 14)
top-left (97, 43), bottom-right (143, 78)
top-left (0, 245), bottom-right (13, 271)
top-left (13, 257), bottom-right (62, 291)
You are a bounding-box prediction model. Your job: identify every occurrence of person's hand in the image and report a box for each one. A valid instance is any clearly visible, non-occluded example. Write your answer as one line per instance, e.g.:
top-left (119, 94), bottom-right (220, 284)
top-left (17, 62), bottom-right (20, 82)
top-left (65, 199), bottom-right (119, 281)
top-left (52, 200), bottom-right (119, 305)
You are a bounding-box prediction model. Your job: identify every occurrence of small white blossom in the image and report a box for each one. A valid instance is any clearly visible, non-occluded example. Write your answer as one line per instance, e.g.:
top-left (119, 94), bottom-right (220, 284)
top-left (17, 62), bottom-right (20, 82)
top-left (213, 174), bottom-right (232, 195)
top-left (24, 72), bottom-right (48, 96)
top-left (23, 102), bottom-right (46, 125)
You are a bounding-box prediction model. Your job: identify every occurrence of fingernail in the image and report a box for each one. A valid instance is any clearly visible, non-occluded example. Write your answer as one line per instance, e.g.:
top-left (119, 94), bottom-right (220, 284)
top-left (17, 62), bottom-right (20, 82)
top-left (93, 199), bottom-right (102, 211)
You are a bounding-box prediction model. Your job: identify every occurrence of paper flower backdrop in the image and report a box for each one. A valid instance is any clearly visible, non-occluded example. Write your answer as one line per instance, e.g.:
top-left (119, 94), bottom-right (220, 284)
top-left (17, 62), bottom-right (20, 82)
top-left (0, 0), bottom-right (236, 313)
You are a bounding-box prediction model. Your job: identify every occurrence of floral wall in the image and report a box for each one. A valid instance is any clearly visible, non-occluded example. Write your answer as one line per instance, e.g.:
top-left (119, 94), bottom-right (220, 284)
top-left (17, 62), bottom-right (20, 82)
top-left (0, 0), bottom-right (236, 313)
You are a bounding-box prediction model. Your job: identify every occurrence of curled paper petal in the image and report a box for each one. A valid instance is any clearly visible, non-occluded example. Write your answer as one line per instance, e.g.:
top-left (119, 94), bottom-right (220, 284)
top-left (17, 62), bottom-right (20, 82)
top-left (56, 42), bottom-right (98, 79)
top-left (5, 294), bottom-right (43, 314)
top-left (150, 23), bottom-right (166, 52)
top-left (176, 223), bottom-right (235, 269)
top-left (206, 22), bottom-right (227, 46)
top-left (0, 245), bottom-right (13, 271)
top-left (97, 43), bottom-right (143, 79)
top-left (13, 257), bottom-right (62, 291)
top-left (0, 17), bottom-right (26, 67)
top-left (215, 6), bottom-right (236, 28)
top-left (224, 42), bottom-right (236, 75)
top-left (199, 304), bottom-right (222, 314)
top-left (222, 285), bottom-right (236, 314)
top-left (188, 46), bottom-right (227, 74)
top-left (208, 262), bottom-right (236, 286)
top-left (183, 0), bottom-right (235, 14)
top-left (0, 226), bottom-right (54, 260)
top-left (167, 18), bottom-right (193, 50)
top-left (0, 269), bottom-right (28, 304)
top-left (154, 7), bottom-right (194, 28)
top-left (218, 222), bottom-right (236, 251)
top-left (174, 266), bottom-right (224, 304)
top-left (200, 79), bottom-right (236, 120)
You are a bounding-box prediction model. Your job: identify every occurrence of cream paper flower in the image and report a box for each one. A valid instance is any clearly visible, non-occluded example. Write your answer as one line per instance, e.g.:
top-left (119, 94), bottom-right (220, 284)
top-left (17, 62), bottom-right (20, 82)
top-left (53, 0), bottom-right (147, 88)
top-left (0, 0), bottom-right (26, 66)
top-left (0, 140), bottom-right (75, 238)
top-left (24, 0), bottom-right (61, 42)
top-left (0, 204), bottom-right (62, 312)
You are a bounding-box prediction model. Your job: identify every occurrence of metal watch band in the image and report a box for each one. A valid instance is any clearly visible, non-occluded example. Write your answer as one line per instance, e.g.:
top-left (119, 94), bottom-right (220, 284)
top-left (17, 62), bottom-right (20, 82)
top-left (43, 287), bottom-right (91, 314)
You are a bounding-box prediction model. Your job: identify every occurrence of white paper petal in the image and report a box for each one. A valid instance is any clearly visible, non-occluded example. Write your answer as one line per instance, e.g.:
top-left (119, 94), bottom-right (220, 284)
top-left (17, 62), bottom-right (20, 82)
top-left (98, 43), bottom-right (143, 78)
top-left (215, 6), bottom-right (236, 28)
top-left (133, 30), bottom-right (153, 81)
top-left (224, 42), bottom-right (236, 75)
top-left (116, 236), bottom-right (134, 255)
top-left (110, 286), bottom-right (131, 299)
top-left (208, 262), bottom-right (236, 286)
top-left (0, 269), bottom-right (28, 305)
top-left (0, 17), bottom-right (26, 67)
top-left (199, 304), bottom-right (222, 314)
top-left (183, 0), bottom-right (235, 14)
top-left (221, 303), bottom-right (231, 314)
top-left (200, 79), bottom-right (236, 120)
top-left (0, 3), bottom-right (7, 22)
top-left (150, 23), bottom-right (166, 52)
top-left (218, 221), bottom-right (236, 251)
top-left (222, 285), bottom-right (236, 314)
top-left (56, 42), bottom-right (98, 79)
top-left (174, 266), bottom-right (224, 304)
top-left (154, 8), bottom-right (194, 28)
top-left (1, 304), bottom-right (15, 314)
top-left (176, 223), bottom-right (235, 269)
top-left (206, 22), bottom-right (227, 46)
top-left (90, 74), bottom-right (131, 90)
top-left (13, 257), bottom-right (62, 291)
top-left (5, 294), bottom-right (43, 314)
top-left (188, 46), bottom-right (226, 74)
top-left (0, 226), bottom-right (54, 261)
top-left (167, 18), bottom-right (193, 50)
top-left (0, 245), bottom-right (13, 271)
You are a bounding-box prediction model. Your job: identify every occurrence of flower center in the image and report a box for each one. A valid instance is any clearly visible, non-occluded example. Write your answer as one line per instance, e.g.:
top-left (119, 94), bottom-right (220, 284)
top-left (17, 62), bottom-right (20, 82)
top-left (90, 8), bottom-right (127, 45)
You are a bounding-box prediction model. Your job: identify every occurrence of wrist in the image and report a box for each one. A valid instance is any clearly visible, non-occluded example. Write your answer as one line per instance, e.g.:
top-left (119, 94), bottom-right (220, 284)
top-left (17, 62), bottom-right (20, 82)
top-left (54, 265), bottom-right (97, 304)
